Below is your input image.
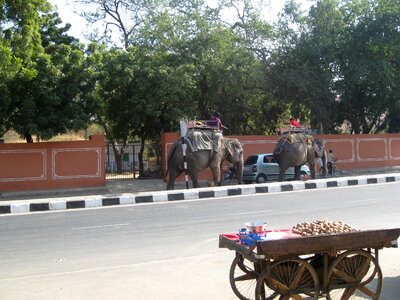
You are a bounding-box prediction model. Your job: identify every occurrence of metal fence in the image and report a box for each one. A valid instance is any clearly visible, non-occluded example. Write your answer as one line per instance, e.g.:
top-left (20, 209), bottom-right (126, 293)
top-left (105, 161), bottom-right (137, 179)
top-left (105, 142), bottom-right (161, 180)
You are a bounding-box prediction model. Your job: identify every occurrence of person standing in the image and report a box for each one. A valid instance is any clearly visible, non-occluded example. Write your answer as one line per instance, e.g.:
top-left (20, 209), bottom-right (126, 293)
top-left (327, 149), bottom-right (335, 175)
top-left (316, 157), bottom-right (323, 175)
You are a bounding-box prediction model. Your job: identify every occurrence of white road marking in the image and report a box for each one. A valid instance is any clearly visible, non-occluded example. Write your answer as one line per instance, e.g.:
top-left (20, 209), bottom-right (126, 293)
top-left (229, 210), bottom-right (274, 216)
top-left (72, 223), bottom-right (130, 230)
top-left (349, 198), bottom-right (378, 204)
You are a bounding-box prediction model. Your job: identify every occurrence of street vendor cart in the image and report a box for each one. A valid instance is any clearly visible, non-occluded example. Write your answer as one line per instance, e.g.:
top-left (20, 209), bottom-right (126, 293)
top-left (219, 227), bottom-right (400, 300)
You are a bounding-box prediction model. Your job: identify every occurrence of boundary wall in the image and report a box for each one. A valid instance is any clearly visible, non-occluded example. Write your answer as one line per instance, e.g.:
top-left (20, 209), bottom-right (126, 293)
top-left (161, 133), bottom-right (400, 181)
top-left (0, 135), bottom-right (105, 192)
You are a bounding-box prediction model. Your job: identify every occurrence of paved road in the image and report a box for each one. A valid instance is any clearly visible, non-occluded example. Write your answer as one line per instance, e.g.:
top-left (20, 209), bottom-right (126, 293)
top-left (1, 182), bottom-right (399, 299)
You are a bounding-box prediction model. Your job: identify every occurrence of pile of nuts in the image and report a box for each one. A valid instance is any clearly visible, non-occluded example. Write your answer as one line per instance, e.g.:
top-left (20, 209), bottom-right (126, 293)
top-left (292, 220), bottom-right (358, 236)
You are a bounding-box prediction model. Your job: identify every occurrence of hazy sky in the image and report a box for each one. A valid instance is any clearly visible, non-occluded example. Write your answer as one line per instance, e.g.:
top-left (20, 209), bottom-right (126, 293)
top-left (49, 0), bottom-right (88, 40)
top-left (48, 0), bottom-right (313, 42)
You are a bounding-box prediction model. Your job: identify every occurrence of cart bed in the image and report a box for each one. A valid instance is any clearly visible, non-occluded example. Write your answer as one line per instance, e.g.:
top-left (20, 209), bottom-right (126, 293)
top-left (220, 228), bottom-right (400, 259)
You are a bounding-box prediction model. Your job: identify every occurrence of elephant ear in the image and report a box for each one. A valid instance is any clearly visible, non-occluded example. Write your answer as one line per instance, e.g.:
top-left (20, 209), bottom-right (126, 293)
top-left (313, 139), bottom-right (325, 157)
top-left (225, 139), bottom-right (241, 157)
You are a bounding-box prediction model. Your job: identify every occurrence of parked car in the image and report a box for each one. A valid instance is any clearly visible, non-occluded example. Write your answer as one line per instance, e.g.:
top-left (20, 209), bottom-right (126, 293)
top-left (242, 153), bottom-right (311, 183)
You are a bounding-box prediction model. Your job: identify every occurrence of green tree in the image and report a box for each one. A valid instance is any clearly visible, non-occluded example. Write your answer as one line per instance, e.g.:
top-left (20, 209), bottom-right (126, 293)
top-left (334, 0), bottom-right (400, 133)
top-left (0, 42), bottom-right (19, 136)
top-left (1, 2), bottom-right (95, 142)
top-left (8, 11), bottom-right (95, 142)
top-left (0, 0), bottom-right (50, 137)
top-left (40, 11), bottom-right (80, 50)
top-left (220, 0), bottom-right (315, 134)
top-left (93, 45), bottom-right (194, 175)
top-left (259, 0), bottom-right (339, 133)
top-left (260, 0), bottom-right (400, 134)
top-left (10, 45), bottom-right (96, 142)
top-left (148, 0), bottom-right (267, 134)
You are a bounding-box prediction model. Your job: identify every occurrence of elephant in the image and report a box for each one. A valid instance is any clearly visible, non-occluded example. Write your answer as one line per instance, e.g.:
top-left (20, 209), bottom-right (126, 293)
top-left (166, 135), bottom-right (244, 190)
top-left (273, 134), bottom-right (327, 181)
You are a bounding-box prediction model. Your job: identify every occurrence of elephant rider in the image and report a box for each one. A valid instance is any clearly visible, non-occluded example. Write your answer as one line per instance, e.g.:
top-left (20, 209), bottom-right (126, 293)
top-left (289, 118), bottom-right (301, 128)
top-left (206, 111), bottom-right (227, 152)
top-left (206, 111), bottom-right (223, 130)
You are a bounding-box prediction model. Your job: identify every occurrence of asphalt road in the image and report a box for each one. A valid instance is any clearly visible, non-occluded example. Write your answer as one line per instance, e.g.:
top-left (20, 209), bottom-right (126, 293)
top-left (1, 182), bottom-right (399, 299)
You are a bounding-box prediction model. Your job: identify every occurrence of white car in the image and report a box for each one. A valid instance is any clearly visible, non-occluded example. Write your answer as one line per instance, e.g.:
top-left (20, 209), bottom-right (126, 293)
top-left (242, 153), bottom-right (311, 183)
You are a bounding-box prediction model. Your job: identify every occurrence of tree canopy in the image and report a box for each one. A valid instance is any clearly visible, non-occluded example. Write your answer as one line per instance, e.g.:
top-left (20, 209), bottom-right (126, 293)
top-left (1, 0), bottom-right (399, 145)
top-left (1, 1), bottom-right (96, 141)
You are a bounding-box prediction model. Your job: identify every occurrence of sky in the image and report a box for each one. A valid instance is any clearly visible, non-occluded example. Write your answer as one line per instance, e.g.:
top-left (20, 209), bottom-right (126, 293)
top-left (48, 0), bottom-right (314, 43)
top-left (49, 0), bottom-right (88, 41)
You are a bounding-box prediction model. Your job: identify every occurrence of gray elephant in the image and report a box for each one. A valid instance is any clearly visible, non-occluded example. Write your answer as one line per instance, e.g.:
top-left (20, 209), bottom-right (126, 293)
top-left (273, 133), bottom-right (326, 181)
top-left (166, 135), bottom-right (243, 190)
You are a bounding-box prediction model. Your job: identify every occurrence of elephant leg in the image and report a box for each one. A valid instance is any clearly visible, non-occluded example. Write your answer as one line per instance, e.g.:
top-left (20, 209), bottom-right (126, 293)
top-left (186, 169), bottom-right (200, 188)
top-left (309, 160), bottom-right (316, 179)
top-left (167, 179), bottom-right (174, 190)
top-left (167, 169), bottom-right (182, 190)
top-left (294, 166), bottom-right (301, 180)
top-left (209, 153), bottom-right (222, 186)
top-left (191, 176), bottom-right (200, 188)
top-left (278, 168), bottom-right (286, 181)
top-left (210, 166), bottom-right (221, 186)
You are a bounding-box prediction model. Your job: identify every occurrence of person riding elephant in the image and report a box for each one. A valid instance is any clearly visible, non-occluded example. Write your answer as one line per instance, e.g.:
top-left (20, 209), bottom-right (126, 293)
top-left (166, 133), bottom-right (243, 190)
top-left (273, 133), bottom-right (326, 181)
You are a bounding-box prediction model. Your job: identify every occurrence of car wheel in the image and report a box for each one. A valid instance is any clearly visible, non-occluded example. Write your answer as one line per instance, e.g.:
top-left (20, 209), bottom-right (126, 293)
top-left (256, 174), bottom-right (267, 183)
top-left (244, 180), bottom-right (253, 184)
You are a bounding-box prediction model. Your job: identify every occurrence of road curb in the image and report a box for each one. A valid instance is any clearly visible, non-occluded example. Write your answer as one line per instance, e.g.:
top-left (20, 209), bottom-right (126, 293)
top-left (1, 173), bottom-right (399, 215)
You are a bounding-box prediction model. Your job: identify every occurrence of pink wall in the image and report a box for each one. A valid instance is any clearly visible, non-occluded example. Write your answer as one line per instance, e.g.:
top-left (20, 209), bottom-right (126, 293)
top-left (0, 135), bottom-right (105, 192)
top-left (161, 132), bottom-right (400, 181)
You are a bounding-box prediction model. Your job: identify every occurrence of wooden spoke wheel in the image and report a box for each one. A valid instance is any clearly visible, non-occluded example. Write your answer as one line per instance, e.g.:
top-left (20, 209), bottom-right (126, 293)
top-left (230, 254), bottom-right (263, 300)
top-left (327, 250), bottom-right (382, 299)
top-left (255, 258), bottom-right (320, 300)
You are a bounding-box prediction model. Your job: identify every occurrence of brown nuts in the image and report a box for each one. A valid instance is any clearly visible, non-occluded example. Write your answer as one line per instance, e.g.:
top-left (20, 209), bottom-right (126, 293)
top-left (292, 220), bottom-right (358, 236)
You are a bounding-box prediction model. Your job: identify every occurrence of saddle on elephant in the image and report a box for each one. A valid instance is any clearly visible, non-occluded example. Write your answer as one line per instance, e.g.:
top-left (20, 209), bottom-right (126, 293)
top-left (278, 132), bottom-right (314, 145)
top-left (184, 128), bottom-right (223, 153)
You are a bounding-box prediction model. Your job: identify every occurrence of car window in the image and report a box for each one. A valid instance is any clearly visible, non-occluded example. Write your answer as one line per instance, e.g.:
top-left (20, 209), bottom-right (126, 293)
top-left (263, 156), bottom-right (269, 163)
top-left (245, 155), bottom-right (258, 165)
top-left (266, 156), bottom-right (275, 163)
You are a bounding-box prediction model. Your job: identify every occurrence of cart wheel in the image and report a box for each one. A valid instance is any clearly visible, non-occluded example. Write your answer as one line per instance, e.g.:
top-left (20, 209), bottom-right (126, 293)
top-left (327, 250), bottom-right (382, 299)
top-left (255, 258), bottom-right (320, 300)
top-left (230, 254), bottom-right (263, 300)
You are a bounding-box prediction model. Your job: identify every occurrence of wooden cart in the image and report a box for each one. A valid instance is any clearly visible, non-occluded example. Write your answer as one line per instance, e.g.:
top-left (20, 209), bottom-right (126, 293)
top-left (219, 228), bottom-right (400, 300)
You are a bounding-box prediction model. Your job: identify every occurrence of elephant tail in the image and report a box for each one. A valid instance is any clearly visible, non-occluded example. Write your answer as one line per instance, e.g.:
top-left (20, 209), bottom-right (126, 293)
top-left (183, 136), bottom-right (194, 152)
top-left (164, 140), bottom-right (181, 182)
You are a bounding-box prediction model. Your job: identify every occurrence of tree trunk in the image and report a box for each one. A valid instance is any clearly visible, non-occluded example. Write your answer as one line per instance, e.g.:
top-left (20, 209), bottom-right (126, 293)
top-left (138, 136), bottom-right (146, 178)
top-left (111, 140), bottom-right (125, 174)
top-left (25, 133), bottom-right (33, 143)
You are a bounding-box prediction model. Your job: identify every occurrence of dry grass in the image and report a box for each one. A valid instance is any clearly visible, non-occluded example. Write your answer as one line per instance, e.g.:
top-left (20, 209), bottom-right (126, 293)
top-left (3, 125), bottom-right (105, 143)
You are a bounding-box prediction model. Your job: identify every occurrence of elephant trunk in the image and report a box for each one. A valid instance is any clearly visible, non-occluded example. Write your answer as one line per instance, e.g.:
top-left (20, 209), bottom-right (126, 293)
top-left (321, 150), bottom-right (328, 177)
